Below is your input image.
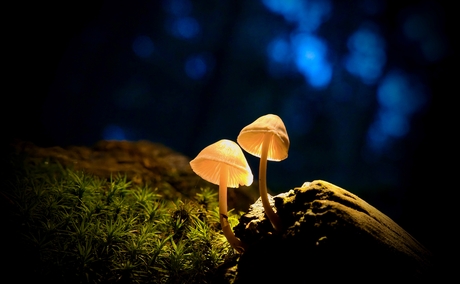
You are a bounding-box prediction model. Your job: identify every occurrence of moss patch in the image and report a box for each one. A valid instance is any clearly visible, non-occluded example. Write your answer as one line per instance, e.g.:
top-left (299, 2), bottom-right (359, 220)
top-left (1, 148), bottom-right (241, 283)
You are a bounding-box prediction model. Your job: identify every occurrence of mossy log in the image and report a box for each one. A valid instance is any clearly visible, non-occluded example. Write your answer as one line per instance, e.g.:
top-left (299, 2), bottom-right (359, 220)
top-left (8, 139), bottom-right (259, 211)
top-left (232, 180), bottom-right (434, 283)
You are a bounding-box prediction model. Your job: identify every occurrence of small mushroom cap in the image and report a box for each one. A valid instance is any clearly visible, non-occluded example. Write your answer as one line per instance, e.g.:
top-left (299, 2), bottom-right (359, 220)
top-left (237, 114), bottom-right (290, 161)
top-left (190, 139), bottom-right (253, 188)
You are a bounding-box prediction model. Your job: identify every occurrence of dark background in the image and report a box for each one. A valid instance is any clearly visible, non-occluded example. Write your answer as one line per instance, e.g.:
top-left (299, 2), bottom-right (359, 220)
top-left (6, 0), bottom-right (456, 272)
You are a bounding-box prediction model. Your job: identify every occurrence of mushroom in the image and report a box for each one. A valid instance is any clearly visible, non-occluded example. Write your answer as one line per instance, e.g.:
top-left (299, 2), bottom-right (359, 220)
top-left (237, 114), bottom-right (289, 232)
top-left (189, 139), bottom-right (253, 252)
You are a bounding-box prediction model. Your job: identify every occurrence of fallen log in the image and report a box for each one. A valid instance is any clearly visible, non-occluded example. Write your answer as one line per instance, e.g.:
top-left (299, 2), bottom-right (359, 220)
top-left (232, 180), bottom-right (435, 283)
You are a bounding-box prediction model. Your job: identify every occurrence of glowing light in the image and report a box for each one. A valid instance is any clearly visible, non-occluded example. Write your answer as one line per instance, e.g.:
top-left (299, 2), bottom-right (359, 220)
top-left (132, 35), bottom-right (154, 58)
top-left (378, 110), bottom-right (410, 137)
top-left (365, 122), bottom-right (388, 154)
top-left (102, 124), bottom-right (126, 141)
top-left (365, 70), bottom-right (427, 152)
top-left (377, 70), bottom-right (427, 115)
top-left (267, 38), bottom-right (290, 63)
top-left (262, 0), bottom-right (303, 21)
top-left (262, 0), bottom-right (331, 32)
top-left (162, 0), bottom-right (192, 16)
top-left (166, 16), bottom-right (200, 39)
top-left (185, 55), bottom-right (208, 80)
top-left (344, 25), bottom-right (386, 85)
top-left (263, 0), bottom-right (332, 86)
top-left (292, 33), bottom-right (332, 88)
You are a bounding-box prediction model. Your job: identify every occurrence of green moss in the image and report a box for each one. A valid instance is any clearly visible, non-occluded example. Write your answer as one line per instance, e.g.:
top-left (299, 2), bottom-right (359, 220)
top-left (2, 155), bottom-right (240, 283)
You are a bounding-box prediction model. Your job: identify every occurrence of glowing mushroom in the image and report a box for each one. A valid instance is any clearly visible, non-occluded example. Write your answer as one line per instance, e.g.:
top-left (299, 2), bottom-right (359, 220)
top-left (237, 114), bottom-right (289, 232)
top-left (189, 139), bottom-right (253, 252)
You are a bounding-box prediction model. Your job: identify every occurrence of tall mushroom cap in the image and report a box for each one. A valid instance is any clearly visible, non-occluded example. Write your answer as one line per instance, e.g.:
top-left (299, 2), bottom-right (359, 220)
top-left (190, 139), bottom-right (253, 188)
top-left (237, 114), bottom-right (290, 161)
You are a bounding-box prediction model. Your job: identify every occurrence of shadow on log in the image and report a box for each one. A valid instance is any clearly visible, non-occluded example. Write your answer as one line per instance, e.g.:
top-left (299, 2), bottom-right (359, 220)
top-left (232, 180), bottom-right (435, 283)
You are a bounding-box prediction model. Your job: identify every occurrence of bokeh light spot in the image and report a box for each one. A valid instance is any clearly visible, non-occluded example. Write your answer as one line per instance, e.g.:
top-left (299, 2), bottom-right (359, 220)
top-left (377, 70), bottom-right (426, 115)
top-left (162, 0), bottom-right (192, 16)
top-left (366, 70), bottom-right (427, 153)
top-left (292, 33), bottom-right (332, 88)
top-left (132, 35), bottom-right (154, 58)
top-left (344, 25), bottom-right (386, 85)
top-left (167, 16), bottom-right (200, 39)
top-left (378, 110), bottom-right (410, 138)
top-left (102, 124), bottom-right (126, 141)
top-left (185, 54), bottom-right (208, 80)
top-left (262, 0), bottom-right (331, 32)
top-left (267, 38), bottom-right (291, 63)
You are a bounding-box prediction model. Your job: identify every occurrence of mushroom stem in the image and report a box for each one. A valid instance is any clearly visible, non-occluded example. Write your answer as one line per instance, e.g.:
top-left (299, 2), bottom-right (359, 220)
top-left (219, 164), bottom-right (245, 252)
top-left (259, 134), bottom-right (283, 231)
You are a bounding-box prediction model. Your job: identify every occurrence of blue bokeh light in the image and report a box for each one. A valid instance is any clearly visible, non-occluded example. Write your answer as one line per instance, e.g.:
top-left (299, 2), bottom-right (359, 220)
top-left (267, 37), bottom-right (291, 63)
top-left (378, 109), bottom-right (410, 138)
top-left (102, 124), bottom-right (127, 141)
top-left (377, 70), bottom-right (427, 115)
top-left (185, 54), bottom-right (208, 80)
top-left (132, 35), bottom-right (154, 58)
top-left (262, 0), bottom-right (303, 19)
top-left (162, 0), bottom-right (192, 16)
top-left (263, 0), bottom-right (332, 88)
top-left (262, 0), bottom-right (331, 32)
top-left (292, 33), bottom-right (332, 88)
top-left (366, 70), bottom-right (427, 153)
top-left (166, 16), bottom-right (200, 39)
top-left (345, 25), bottom-right (386, 85)
top-left (365, 122), bottom-right (389, 154)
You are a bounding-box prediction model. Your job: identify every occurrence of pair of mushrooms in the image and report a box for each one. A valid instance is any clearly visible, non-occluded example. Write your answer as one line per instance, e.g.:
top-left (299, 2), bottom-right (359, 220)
top-left (189, 114), bottom-right (289, 252)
